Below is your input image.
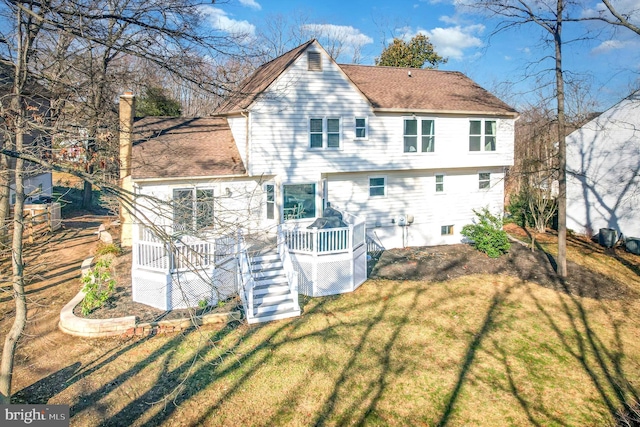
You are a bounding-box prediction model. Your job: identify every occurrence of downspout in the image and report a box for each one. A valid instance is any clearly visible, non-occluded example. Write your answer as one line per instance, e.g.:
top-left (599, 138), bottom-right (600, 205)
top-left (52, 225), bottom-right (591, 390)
top-left (240, 110), bottom-right (250, 176)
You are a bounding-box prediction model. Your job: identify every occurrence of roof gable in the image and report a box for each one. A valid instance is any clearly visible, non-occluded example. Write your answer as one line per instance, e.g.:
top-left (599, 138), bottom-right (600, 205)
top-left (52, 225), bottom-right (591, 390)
top-left (216, 40), bottom-right (316, 114)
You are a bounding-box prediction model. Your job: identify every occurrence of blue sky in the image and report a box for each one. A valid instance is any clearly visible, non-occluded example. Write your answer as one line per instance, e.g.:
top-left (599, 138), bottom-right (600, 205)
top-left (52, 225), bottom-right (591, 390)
top-left (203, 0), bottom-right (640, 110)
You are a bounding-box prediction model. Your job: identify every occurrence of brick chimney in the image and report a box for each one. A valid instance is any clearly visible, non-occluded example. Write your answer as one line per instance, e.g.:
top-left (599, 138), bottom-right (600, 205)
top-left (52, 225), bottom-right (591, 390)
top-left (119, 91), bottom-right (135, 247)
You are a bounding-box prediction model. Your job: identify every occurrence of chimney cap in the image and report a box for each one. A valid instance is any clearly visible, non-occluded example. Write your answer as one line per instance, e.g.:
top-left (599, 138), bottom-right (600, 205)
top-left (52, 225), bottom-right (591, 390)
top-left (122, 90), bottom-right (134, 96)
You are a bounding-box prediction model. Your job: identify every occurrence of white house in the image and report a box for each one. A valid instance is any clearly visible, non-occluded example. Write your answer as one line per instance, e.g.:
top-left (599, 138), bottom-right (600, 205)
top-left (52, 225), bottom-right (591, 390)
top-left (123, 40), bottom-right (518, 323)
top-left (566, 92), bottom-right (640, 239)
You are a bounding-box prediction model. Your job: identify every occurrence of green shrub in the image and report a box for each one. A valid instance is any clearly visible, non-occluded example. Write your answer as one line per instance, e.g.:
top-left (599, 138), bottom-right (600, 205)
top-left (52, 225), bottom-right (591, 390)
top-left (81, 258), bottom-right (116, 315)
top-left (506, 191), bottom-right (532, 227)
top-left (461, 207), bottom-right (511, 258)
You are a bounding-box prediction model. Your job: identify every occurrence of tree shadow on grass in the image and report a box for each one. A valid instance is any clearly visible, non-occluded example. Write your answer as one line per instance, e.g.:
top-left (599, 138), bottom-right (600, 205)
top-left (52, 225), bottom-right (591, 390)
top-left (14, 335), bottom-right (154, 405)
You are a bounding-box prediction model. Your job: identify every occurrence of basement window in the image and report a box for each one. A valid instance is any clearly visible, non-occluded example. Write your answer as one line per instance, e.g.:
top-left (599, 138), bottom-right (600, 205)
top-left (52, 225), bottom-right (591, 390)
top-left (441, 225), bottom-right (454, 235)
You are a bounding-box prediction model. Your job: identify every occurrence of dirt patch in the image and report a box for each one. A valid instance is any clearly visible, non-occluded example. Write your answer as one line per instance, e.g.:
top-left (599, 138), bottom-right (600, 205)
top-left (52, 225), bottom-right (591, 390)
top-left (370, 228), bottom-right (638, 301)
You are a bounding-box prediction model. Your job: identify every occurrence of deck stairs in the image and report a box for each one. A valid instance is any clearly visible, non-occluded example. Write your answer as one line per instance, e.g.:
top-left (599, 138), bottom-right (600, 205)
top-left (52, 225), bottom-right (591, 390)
top-left (245, 251), bottom-right (301, 324)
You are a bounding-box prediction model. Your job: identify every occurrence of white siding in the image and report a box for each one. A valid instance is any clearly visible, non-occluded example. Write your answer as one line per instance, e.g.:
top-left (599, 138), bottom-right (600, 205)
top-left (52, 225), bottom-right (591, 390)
top-left (566, 95), bottom-right (640, 237)
top-left (227, 115), bottom-right (247, 167)
top-left (327, 168), bottom-right (505, 248)
top-left (133, 177), bottom-right (269, 238)
top-left (245, 49), bottom-right (515, 182)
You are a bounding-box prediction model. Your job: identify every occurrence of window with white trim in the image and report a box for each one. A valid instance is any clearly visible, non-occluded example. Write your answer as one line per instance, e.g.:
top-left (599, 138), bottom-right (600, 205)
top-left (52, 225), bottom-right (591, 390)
top-left (369, 176), bottom-right (386, 197)
top-left (479, 172), bottom-right (491, 189)
top-left (309, 118), bottom-right (341, 149)
top-left (355, 117), bottom-right (367, 139)
top-left (173, 188), bottom-right (214, 233)
top-left (441, 225), bottom-right (454, 235)
top-left (469, 120), bottom-right (497, 151)
top-left (404, 118), bottom-right (435, 153)
top-left (283, 184), bottom-right (316, 219)
top-left (265, 184), bottom-right (275, 220)
top-left (435, 174), bottom-right (444, 193)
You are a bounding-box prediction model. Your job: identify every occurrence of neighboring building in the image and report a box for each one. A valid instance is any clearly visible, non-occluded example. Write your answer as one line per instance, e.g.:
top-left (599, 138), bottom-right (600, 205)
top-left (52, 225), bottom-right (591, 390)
top-left (0, 62), bottom-right (53, 206)
top-left (566, 92), bottom-right (640, 238)
top-left (124, 40), bottom-right (518, 322)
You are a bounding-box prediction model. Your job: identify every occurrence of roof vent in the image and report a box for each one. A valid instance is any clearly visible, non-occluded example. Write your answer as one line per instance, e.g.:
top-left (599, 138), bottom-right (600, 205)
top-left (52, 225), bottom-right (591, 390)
top-left (308, 52), bottom-right (322, 71)
top-left (408, 71), bottom-right (412, 77)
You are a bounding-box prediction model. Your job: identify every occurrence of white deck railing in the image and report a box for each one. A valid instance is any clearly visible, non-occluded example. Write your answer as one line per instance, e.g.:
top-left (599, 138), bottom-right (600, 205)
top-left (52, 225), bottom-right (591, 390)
top-left (279, 212), bottom-right (365, 255)
top-left (133, 229), bottom-right (237, 273)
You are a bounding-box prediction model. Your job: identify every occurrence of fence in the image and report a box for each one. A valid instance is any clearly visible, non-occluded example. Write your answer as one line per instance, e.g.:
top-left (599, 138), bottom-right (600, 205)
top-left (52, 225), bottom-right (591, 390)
top-left (0, 203), bottom-right (62, 253)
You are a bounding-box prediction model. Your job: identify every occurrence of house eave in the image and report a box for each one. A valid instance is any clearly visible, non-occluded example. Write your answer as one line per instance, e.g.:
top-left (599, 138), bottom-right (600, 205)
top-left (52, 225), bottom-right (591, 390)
top-left (373, 108), bottom-right (519, 118)
top-left (132, 173), bottom-right (250, 184)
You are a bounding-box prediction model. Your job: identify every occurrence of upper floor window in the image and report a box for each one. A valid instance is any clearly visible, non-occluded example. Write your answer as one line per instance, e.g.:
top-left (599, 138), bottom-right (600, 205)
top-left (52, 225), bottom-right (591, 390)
top-left (404, 118), bottom-right (435, 153)
top-left (308, 52), bottom-right (322, 71)
top-left (173, 188), bottom-right (214, 233)
top-left (369, 176), bottom-right (386, 197)
top-left (309, 118), bottom-right (341, 149)
top-left (355, 117), bottom-right (367, 139)
top-left (469, 120), bottom-right (496, 152)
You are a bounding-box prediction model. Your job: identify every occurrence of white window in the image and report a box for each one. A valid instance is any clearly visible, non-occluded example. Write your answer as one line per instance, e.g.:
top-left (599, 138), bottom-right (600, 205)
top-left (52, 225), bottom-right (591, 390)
top-left (469, 120), bottom-right (497, 151)
top-left (441, 225), bottom-right (454, 235)
top-left (283, 184), bottom-right (316, 220)
top-left (479, 172), bottom-right (491, 189)
top-left (173, 188), bottom-right (214, 233)
top-left (355, 117), bottom-right (367, 139)
top-left (435, 174), bottom-right (444, 193)
top-left (309, 118), bottom-right (341, 149)
top-left (308, 52), bottom-right (322, 71)
top-left (404, 118), bottom-right (435, 153)
top-left (265, 184), bottom-right (275, 220)
top-left (369, 176), bottom-right (386, 197)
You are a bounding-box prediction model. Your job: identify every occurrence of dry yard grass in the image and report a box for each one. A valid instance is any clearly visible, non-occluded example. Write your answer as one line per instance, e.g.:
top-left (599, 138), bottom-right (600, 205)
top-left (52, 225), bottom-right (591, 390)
top-left (7, 223), bottom-right (640, 426)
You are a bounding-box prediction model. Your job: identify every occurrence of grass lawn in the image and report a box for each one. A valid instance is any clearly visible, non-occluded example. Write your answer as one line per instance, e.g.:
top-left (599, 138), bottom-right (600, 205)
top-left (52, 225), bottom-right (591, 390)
top-left (53, 232), bottom-right (640, 426)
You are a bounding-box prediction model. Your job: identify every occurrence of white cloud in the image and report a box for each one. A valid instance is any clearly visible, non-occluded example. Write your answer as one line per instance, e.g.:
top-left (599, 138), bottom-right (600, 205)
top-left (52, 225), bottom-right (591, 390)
top-left (300, 24), bottom-right (374, 46)
top-left (238, 0), bottom-right (262, 11)
top-left (592, 39), bottom-right (625, 54)
top-left (200, 6), bottom-right (256, 37)
top-left (415, 25), bottom-right (484, 60)
top-left (439, 15), bottom-right (459, 25)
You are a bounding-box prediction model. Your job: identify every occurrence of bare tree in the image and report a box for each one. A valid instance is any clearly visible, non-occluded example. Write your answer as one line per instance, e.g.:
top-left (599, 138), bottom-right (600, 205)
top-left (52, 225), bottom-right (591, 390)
top-left (0, 0), bottom-right (249, 404)
top-left (468, 0), bottom-right (577, 276)
top-left (589, 0), bottom-right (640, 36)
top-left (0, 0), bottom-right (46, 404)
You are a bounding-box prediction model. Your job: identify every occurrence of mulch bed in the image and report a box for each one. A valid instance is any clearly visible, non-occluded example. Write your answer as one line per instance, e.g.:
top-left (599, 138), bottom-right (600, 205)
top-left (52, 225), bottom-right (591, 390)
top-left (370, 229), bottom-right (639, 301)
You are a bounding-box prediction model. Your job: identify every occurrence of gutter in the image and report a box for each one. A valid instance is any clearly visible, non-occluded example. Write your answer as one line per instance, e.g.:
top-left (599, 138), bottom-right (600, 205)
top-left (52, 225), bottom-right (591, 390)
top-left (132, 173), bottom-right (249, 184)
top-left (373, 108), bottom-right (519, 118)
